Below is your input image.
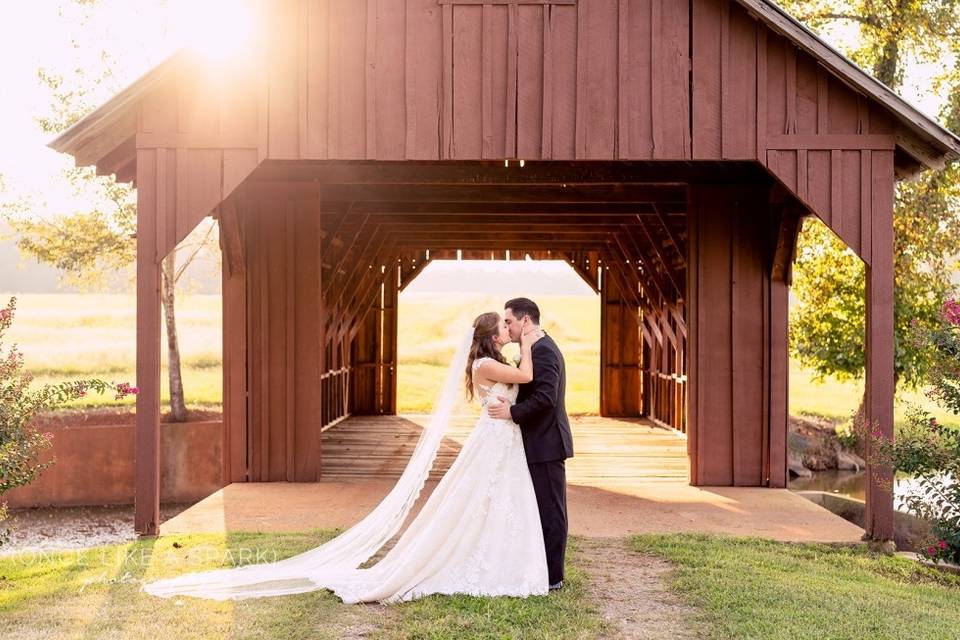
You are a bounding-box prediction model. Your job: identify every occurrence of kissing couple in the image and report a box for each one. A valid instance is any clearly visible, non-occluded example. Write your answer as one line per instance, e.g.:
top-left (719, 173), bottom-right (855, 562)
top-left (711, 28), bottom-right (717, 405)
top-left (142, 297), bottom-right (574, 603)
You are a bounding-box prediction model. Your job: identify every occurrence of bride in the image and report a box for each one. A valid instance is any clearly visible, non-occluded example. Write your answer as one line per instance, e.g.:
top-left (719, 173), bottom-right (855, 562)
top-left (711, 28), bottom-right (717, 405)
top-left (141, 311), bottom-right (550, 603)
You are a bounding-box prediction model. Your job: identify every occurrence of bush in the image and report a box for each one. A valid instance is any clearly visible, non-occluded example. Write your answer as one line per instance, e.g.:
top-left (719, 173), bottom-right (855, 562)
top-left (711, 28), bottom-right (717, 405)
top-left (856, 298), bottom-right (960, 564)
top-left (0, 296), bottom-right (137, 547)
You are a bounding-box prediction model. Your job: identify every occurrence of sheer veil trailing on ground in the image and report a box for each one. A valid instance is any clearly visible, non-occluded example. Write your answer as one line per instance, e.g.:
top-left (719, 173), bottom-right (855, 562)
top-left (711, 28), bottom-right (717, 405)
top-left (141, 326), bottom-right (477, 600)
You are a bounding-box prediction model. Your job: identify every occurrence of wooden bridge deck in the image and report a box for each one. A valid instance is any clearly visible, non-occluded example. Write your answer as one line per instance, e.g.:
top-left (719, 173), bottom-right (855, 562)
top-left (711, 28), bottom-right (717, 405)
top-left (159, 414), bottom-right (865, 543)
top-left (320, 414), bottom-right (690, 484)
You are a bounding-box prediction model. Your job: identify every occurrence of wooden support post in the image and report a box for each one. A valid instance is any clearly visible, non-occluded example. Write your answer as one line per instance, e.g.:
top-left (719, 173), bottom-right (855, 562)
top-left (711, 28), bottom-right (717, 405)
top-left (350, 291), bottom-right (380, 415)
top-left (600, 272), bottom-right (642, 417)
top-left (864, 152), bottom-right (896, 541)
top-left (218, 197), bottom-right (249, 484)
top-left (134, 148), bottom-right (162, 536)
top-left (381, 264), bottom-right (399, 414)
top-left (687, 183), bottom-right (775, 487)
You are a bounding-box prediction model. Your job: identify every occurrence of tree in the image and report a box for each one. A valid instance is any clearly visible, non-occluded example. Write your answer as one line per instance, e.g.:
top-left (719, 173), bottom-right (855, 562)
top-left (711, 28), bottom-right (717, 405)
top-left (779, 0), bottom-right (960, 426)
top-left (0, 0), bottom-right (219, 421)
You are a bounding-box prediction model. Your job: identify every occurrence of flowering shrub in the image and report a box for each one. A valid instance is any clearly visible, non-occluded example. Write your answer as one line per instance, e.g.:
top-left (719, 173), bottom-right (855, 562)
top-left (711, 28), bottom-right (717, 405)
top-left (856, 298), bottom-right (960, 565)
top-left (0, 296), bottom-right (138, 547)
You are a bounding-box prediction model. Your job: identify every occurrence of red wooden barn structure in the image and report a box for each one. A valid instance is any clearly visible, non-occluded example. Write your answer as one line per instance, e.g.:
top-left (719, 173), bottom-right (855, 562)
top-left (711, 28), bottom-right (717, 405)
top-left (50, 0), bottom-right (960, 539)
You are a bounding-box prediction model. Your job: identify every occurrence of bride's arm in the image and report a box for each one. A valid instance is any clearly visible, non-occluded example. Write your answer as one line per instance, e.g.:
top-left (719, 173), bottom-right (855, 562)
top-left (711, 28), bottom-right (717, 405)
top-left (477, 338), bottom-right (534, 385)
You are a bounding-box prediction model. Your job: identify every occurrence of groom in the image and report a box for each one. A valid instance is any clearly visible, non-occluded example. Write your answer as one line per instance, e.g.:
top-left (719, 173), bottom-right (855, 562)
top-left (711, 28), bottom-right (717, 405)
top-left (488, 297), bottom-right (573, 591)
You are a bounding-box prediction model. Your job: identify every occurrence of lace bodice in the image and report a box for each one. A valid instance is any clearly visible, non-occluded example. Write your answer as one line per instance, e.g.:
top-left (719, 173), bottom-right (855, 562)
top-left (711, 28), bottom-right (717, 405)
top-left (471, 357), bottom-right (519, 408)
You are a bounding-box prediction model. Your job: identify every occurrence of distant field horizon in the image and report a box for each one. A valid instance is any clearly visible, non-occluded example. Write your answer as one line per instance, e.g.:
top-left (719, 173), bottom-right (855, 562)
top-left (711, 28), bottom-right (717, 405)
top-left (1, 291), bottom-right (956, 428)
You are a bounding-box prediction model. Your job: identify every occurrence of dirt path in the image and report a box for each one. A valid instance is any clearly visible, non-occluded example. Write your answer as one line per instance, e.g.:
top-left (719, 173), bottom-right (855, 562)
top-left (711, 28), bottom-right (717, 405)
top-left (577, 537), bottom-right (706, 640)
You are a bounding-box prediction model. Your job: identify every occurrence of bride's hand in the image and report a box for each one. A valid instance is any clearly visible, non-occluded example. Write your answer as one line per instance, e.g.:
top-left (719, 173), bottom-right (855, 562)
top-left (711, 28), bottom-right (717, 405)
top-left (520, 327), bottom-right (540, 350)
top-left (487, 396), bottom-right (513, 420)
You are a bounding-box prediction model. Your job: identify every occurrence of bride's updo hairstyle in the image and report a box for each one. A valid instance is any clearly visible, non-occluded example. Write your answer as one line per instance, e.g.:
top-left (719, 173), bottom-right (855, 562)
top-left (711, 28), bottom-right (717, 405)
top-left (464, 311), bottom-right (508, 400)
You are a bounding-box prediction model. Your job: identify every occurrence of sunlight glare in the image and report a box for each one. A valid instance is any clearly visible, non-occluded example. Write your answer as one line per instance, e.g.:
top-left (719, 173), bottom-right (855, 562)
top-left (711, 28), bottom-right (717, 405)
top-left (180, 0), bottom-right (256, 63)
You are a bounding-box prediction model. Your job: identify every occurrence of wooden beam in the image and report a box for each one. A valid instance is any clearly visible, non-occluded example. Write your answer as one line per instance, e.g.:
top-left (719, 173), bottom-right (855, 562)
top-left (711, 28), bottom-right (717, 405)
top-left (249, 159), bottom-right (769, 184)
top-left (770, 203), bottom-right (807, 284)
top-left (339, 201), bottom-right (688, 215)
top-left (215, 195), bottom-right (246, 278)
top-left (652, 206), bottom-right (687, 267)
top-left (318, 183), bottom-right (686, 204)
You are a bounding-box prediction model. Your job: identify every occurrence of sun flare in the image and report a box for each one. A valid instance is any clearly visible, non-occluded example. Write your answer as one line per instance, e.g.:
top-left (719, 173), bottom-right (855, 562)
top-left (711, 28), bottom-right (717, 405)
top-left (177, 0), bottom-right (256, 63)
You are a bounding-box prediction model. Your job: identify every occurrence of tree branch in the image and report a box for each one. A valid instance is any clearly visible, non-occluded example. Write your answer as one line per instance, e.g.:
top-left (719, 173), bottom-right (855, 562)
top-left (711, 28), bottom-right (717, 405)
top-left (800, 12), bottom-right (883, 29)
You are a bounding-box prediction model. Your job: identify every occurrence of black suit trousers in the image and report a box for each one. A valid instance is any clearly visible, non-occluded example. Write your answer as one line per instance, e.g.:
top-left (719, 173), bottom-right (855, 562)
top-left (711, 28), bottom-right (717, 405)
top-left (527, 459), bottom-right (568, 585)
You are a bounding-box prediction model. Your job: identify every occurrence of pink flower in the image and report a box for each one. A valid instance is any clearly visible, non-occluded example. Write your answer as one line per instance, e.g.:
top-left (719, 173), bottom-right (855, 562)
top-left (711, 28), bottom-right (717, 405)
top-left (0, 309), bottom-right (9, 321)
top-left (130, 386), bottom-right (139, 395)
top-left (939, 540), bottom-right (948, 549)
top-left (927, 546), bottom-right (938, 556)
top-left (942, 299), bottom-right (960, 326)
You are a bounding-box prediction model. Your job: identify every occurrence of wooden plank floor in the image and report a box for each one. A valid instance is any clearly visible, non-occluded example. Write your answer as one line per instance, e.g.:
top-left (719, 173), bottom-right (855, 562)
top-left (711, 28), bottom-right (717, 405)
top-left (321, 414), bottom-right (689, 484)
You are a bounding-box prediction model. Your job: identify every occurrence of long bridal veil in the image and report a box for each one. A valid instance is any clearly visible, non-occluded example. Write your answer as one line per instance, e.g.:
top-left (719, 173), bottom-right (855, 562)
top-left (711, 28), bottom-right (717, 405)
top-left (142, 325), bottom-right (477, 600)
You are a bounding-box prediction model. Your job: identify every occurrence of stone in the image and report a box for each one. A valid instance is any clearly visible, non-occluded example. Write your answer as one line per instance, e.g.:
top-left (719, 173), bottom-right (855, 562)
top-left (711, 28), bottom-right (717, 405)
top-left (836, 450), bottom-right (866, 472)
top-left (788, 454), bottom-right (813, 478)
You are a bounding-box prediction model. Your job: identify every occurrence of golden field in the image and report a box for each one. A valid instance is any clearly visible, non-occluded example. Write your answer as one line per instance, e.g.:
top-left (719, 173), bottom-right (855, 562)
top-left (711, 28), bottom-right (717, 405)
top-left (2, 292), bottom-right (956, 427)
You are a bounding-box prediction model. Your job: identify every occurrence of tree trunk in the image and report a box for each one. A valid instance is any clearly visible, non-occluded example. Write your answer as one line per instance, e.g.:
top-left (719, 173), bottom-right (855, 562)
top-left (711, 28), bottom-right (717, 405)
top-left (161, 251), bottom-right (188, 422)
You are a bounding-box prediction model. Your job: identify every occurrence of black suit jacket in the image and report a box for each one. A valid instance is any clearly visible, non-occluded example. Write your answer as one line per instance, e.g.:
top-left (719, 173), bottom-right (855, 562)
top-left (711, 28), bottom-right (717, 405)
top-left (509, 333), bottom-right (574, 464)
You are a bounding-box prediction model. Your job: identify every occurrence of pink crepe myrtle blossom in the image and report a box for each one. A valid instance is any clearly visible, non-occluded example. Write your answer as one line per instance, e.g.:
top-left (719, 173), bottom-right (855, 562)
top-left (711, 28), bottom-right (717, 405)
top-left (113, 382), bottom-right (139, 400)
top-left (942, 299), bottom-right (960, 326)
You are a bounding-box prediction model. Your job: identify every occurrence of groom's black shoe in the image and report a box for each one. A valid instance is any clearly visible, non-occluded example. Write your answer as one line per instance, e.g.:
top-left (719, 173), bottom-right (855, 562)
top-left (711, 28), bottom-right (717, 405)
top-left (548, 581), bottom-right (563, 591)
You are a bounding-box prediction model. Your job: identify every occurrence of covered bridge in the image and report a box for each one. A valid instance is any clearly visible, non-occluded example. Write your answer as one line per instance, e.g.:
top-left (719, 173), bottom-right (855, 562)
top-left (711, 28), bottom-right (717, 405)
top-left (50, 0), bottom-right (960, 539)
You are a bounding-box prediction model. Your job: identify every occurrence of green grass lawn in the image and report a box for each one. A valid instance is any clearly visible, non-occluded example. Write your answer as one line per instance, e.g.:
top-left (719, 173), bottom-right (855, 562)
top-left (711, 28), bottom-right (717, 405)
top-left (1, 530), bottom-right (606, 640)
top-left (5, 530), bottom-right (960, 639)
top-left (4, 292), bottom-right (958, 428)
top-left (631, 532), bottom-right (960, 640)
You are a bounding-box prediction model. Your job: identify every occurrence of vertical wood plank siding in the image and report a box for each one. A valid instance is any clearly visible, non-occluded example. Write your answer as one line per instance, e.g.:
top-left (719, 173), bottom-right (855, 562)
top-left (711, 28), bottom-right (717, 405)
top-left (687, 183), bottom-right (787, 486)
top-left (242, 185), bottom-right (323, 482)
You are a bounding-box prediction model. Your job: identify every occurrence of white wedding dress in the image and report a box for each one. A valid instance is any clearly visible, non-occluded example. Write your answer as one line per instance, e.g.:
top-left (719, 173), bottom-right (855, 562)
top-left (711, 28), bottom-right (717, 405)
top-left (141, 328), bottom-right (548, 603)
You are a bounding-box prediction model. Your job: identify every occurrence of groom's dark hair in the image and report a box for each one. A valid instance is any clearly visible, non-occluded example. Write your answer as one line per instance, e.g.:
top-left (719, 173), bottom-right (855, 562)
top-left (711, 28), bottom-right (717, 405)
top-left (504, 297), bottom-right (540, 324)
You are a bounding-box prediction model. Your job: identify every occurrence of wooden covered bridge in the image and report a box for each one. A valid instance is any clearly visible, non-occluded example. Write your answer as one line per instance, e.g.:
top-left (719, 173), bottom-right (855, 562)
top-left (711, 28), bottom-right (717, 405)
top-left (50, 0), bottom-right (960, 539)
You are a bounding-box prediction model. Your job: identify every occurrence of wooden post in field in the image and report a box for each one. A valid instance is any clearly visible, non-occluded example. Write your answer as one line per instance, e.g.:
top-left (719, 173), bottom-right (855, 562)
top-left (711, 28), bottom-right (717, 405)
top-left (134, 148), bottom-right (163, 536)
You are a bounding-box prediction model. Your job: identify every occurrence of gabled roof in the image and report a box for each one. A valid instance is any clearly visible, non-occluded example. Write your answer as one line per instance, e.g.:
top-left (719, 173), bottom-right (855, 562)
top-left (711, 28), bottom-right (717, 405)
top-left (49, 50), bottom-right (191, 182)
top-left (49, 1), bottom-right (960, 179)
top-left (739, 0), bottom-right (960, 169)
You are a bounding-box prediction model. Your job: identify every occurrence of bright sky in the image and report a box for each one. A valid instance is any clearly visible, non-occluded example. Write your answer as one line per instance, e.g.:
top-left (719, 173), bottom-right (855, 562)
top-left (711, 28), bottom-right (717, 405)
top-left (0, 1), bottom-right (952, 295)
top-left (0, 0), bottom-right (251, 217)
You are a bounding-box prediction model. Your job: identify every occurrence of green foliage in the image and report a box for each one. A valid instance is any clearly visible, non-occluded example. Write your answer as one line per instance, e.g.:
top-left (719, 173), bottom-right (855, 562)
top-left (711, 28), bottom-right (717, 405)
top-left (0, 296), bottom-right (136, 547)
top-left (6, 189), bottom-right (136, 291)
top-left (789, 219), bottom-right (865, 381)
top-left (856, 300), bottom-right (960, 564)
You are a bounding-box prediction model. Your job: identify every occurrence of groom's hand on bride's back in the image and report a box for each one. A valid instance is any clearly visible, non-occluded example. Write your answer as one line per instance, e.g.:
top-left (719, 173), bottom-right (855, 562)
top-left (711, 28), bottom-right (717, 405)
top-left (487, 396), bottom-right (513, 420)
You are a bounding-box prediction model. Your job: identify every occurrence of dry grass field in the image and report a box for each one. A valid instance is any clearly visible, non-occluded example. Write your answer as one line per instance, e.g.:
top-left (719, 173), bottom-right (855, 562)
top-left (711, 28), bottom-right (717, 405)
top-left (2, 292), bottom-right (956, 427)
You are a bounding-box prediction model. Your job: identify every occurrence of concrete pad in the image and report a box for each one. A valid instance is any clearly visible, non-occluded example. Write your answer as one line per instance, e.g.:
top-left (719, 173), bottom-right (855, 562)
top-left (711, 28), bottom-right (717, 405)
top-left (158, 415), bottom-right (864, 544)
top-left (159, 480), bottom-right (864, 543)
